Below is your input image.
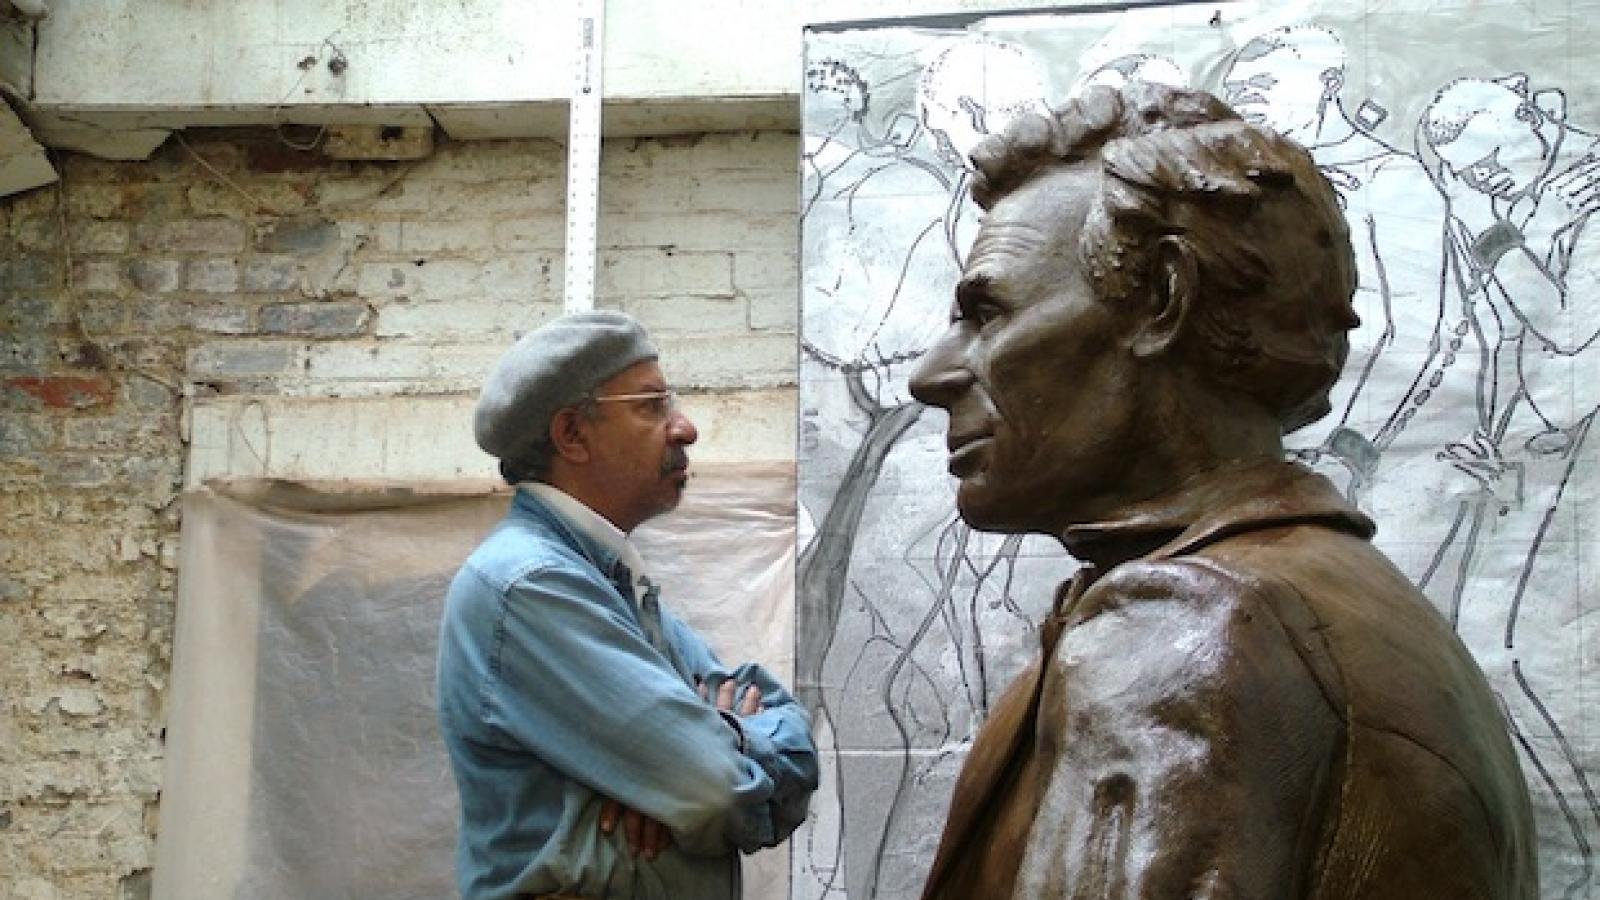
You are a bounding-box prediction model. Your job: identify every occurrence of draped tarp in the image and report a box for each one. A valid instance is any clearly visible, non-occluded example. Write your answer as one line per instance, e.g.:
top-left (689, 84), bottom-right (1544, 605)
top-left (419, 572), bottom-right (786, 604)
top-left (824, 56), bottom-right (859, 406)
top-left (152, 464), bottom-right (796, 900)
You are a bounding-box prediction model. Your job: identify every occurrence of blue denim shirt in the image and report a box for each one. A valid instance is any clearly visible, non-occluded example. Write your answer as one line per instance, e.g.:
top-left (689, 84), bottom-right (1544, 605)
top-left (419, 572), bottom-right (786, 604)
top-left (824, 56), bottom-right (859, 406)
top-left (436, 488), bottom-right (818, 899)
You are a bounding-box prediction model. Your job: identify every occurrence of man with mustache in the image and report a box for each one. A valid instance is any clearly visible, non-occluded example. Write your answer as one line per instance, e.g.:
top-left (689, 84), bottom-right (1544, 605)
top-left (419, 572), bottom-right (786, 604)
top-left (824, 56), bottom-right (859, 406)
top-left (910, 83), bottom-right (1536, 899)
top-left (437, 311), bottom-right (818, 899)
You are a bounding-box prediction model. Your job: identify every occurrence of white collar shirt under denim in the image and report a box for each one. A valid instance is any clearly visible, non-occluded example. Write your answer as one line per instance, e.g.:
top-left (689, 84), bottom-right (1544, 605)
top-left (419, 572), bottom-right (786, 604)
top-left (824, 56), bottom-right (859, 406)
top-left (522, 481), bottom-right (652, 604)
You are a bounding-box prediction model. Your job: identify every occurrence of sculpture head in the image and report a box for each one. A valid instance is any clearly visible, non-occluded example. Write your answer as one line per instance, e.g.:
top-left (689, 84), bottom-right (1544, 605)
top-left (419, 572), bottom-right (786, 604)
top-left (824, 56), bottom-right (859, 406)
top-left (909, 83), bottom-right (1357, 534)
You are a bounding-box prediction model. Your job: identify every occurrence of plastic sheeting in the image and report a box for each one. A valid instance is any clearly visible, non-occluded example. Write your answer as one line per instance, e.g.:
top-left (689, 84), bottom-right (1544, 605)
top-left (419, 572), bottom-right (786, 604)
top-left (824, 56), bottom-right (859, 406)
top-left (153, 464), bottom-right (797, 900)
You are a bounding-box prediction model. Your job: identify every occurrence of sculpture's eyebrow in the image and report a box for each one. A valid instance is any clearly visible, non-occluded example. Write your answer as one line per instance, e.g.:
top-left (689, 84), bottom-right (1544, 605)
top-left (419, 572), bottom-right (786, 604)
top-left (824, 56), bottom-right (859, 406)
top-left (955, 272), bottom-right (993, 306)
top-left (964, 222), bottom-right (1047, 273)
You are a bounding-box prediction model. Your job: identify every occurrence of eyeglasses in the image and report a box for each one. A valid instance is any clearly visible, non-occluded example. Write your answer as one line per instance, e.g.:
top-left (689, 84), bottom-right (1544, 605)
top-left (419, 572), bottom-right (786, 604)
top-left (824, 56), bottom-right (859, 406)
top-left (590, 389), bottom-right (679, 420)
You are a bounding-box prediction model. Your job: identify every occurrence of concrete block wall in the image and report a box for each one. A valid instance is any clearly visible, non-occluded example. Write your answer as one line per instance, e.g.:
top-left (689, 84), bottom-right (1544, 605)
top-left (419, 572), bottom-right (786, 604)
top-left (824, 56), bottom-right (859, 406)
top-left (0, 128), bottom-right (799, 897)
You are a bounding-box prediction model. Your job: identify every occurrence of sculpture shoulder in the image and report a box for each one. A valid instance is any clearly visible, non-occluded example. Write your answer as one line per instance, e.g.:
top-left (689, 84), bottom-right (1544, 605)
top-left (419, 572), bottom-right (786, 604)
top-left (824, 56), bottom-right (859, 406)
top-left (1072, 554), bottom-right (1263, 615)
top-left (1067, 552), bottom-right (1329, 651)
top-left (1053, 554), bottom-right (1345, 722)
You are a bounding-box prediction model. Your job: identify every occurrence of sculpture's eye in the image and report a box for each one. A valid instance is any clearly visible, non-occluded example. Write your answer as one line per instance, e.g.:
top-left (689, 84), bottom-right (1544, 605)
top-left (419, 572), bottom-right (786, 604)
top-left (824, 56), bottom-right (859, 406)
top-left (952, 298), bottom-right (1002, 327)
top-left (953, 276), bottom-right (1003, 327)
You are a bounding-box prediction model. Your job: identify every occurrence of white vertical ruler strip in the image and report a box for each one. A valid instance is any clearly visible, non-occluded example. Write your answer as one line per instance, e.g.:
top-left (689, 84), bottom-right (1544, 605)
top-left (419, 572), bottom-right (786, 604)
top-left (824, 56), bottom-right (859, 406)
top-left (564, 0), bottom-right (604, 313)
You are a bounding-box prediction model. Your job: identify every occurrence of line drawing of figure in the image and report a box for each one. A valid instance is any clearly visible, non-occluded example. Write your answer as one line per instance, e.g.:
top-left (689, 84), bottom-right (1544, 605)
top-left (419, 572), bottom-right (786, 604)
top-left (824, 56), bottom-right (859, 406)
top-left (1420, 73), bottom-right (1600, 900)
top-left (803, 19), bottom-right (1598, 900)
top-left (1072, 51), bottom-right (1188, 95)
top-left (797, 38), bottom-right (1065, 899)
top-left (917, 37), bottom-right (1052, 269)
top-left (1221, 25), bottom-right (1458, 508)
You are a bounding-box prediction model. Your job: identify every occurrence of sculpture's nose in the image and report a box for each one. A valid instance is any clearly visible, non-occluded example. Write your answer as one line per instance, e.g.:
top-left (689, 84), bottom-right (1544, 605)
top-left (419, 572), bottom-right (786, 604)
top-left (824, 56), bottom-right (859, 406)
top-left (909, 329), bottom-right (973, 409)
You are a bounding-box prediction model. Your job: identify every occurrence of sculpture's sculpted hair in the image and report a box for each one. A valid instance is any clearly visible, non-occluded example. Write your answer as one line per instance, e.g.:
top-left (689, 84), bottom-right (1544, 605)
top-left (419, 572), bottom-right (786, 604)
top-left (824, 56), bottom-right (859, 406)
top-left (968, 83), bottom-right (1359, 432)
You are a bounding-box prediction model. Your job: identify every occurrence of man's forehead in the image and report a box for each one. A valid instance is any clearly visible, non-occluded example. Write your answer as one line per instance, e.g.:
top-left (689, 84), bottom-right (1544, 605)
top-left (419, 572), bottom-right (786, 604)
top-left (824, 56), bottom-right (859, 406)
top-left (599, 359), bottom-right (666, 391)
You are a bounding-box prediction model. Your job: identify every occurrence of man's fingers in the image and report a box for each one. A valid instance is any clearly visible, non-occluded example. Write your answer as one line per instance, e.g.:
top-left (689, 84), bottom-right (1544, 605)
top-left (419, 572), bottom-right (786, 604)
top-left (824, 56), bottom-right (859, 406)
top-left (622, 807), bottom-right (644, 855)
top-left (599, 799), bottom-right (620, 834)
top-left (716, 678), bottom-right (737, 711)
top-left (640, 816), bottom-right (668, 859)
top-left (609, 805), bottom-right (673, 860)
top-left (739, 684), bottom-right (762, 716)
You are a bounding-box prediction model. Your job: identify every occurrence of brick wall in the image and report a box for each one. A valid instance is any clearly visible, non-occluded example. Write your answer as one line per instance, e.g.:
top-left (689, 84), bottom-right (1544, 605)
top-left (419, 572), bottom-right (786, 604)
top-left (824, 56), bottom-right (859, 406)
top-left (0, 128), bottom-right (798, 898)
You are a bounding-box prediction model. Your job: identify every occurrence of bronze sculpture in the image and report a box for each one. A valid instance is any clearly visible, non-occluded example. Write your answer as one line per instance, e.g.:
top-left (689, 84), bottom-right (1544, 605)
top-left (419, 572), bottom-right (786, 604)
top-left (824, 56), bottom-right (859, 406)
top-left (910, 84), bottom-right (1537, 899)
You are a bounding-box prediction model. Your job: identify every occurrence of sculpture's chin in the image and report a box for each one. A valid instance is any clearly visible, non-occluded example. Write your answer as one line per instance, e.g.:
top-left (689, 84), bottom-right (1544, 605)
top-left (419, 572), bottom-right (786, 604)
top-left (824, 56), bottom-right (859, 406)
top-left (952, 487), bottom-right (999, 532)
top-left (954, 485), bottom-right (1036, 536)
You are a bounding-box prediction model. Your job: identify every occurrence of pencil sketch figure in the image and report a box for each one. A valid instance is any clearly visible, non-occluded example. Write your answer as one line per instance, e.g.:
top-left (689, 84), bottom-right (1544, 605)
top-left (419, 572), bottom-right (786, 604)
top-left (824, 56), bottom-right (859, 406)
top-left (1072, 52), bottom-right (1187, 95)
top-left (918, 38), bottom-right (1051, 266)
top-left (1420, 73), bottom-right (1600, 898)
top-left (799, 57), bottom-right (942, 898)
top-left (1222, 25), bottom-right (1457, 505)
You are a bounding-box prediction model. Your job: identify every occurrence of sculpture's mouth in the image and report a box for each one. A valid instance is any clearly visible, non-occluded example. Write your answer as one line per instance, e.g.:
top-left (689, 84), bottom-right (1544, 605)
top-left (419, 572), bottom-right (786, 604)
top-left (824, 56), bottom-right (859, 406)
top-left (947, 436), bottom-right (993, 477)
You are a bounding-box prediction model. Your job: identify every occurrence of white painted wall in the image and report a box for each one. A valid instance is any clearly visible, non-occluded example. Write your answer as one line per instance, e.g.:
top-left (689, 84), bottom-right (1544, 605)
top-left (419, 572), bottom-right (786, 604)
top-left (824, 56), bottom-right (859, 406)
top-left (27, 0), bottom-right (1076, 140)
top-left (186, 389), bottom-right (796, 487)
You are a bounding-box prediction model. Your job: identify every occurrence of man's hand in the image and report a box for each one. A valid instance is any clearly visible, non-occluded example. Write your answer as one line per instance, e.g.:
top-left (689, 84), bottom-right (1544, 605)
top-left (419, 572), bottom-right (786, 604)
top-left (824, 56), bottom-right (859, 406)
top-left (699, 676), bottom-right (763, 715)
top-left (600, 799), bottom-right (673, 860)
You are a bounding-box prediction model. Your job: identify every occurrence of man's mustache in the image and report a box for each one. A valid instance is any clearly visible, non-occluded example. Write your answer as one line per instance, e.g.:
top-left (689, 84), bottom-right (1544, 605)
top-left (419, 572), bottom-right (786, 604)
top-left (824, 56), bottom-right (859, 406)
top-left (662, 447), bottom-right (690, 474)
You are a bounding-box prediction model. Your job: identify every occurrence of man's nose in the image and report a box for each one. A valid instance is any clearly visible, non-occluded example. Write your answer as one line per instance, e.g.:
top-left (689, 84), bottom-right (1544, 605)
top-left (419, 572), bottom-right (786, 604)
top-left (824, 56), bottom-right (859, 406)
top-left (668, 409), bottom-right (698, 445)
top-left (908, 331), bottom-right (973, 408)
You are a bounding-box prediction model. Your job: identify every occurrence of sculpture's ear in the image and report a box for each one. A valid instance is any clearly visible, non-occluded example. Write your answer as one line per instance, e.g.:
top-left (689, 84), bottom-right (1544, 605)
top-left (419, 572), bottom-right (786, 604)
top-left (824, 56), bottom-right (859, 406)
top-left (1132, 235), bottom-right (1197, 358)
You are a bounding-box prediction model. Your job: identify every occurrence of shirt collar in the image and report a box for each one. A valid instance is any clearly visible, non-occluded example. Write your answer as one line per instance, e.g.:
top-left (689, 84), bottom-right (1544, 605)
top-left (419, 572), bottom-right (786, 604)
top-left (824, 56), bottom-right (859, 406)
top-left (520, 482), bottom-right (651, 599)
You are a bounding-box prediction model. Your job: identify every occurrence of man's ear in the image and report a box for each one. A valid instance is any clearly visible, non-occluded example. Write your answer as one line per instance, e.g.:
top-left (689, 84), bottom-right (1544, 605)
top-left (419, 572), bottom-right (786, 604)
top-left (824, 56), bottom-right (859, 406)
top-left (548, 407), bottom-right (592, 464)
top-left (1132, 235), bottom-right (1197, 358)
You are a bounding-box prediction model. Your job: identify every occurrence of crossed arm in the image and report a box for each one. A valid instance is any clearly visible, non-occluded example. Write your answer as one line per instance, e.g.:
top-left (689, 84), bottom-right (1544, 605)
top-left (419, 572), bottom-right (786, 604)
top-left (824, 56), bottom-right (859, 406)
top-left (487, 564), bottom-right (819, 858)
top-left (600, 674), bottom-right (765, 858)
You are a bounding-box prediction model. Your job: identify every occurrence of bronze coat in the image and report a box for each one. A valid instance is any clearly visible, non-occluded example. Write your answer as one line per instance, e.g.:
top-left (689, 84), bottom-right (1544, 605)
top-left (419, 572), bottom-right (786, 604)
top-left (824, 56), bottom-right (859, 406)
top-left (922, 461), bottom-right (1537, 900)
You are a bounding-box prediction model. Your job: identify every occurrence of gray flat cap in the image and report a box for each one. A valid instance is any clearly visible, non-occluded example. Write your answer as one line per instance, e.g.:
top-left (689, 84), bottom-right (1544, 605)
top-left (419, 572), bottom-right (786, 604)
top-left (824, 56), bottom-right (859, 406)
top-left (474, 310), bottom-right (658, 462)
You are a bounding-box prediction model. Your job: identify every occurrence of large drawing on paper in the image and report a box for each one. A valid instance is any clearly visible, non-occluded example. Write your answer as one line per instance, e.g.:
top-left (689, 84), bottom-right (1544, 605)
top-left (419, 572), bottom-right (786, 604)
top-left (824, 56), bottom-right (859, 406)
top-left (796, 2), bottom-right (1599, 897)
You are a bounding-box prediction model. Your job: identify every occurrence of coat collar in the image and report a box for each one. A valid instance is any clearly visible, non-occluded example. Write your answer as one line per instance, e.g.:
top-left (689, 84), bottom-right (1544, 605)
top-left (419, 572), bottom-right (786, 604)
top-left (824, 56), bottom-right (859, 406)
top-left (1061, 458), bottom-right (1375, 571)
top-left (509, 486), bottom-right (636, 594)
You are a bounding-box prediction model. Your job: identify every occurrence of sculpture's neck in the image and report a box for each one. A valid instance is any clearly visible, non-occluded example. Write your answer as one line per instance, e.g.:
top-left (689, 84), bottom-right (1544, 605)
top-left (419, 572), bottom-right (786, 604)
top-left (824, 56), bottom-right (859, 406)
top-left (1060, 525), bottom-right (1180, 571)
